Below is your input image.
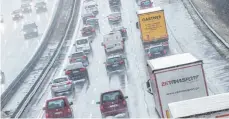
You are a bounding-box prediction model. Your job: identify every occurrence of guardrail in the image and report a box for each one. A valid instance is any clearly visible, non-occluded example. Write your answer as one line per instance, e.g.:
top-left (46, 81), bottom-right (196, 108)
top-left (11, 0), bottom-right (79, 117)
top-left (0, 0), bottom-right (62, 109)
top-left (188, 0), bottom-right (229, 49)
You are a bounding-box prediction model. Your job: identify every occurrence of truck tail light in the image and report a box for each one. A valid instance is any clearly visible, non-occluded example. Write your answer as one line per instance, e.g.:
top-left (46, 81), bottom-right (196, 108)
top-left (65, 70), bottom-right (71, 75)
top-left (80, 68), bottom-right (86, 72)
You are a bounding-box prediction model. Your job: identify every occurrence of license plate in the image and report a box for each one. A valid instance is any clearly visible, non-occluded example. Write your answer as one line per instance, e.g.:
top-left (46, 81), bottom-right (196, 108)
top-left (55, 112), bottom-right (62, 114)
top-left (73, 70), bottom-right (79, 73)
top-left (110, 104), bottom-right (118, 107)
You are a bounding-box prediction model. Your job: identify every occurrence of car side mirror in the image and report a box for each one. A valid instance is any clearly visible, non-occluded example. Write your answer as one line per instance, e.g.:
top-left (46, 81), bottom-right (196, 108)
top-left (146, 79), bottom-right (153, 95)
top-left (124, 96), bottom-right (128, 99)
top-left (69, 102), bottom-right (73, 105)
top-left (96, 102), bottom-right (100, 104)
top-left (136, 22), bottom-right (139, 29)
top-left (42, 107), bottom-right (46, 110)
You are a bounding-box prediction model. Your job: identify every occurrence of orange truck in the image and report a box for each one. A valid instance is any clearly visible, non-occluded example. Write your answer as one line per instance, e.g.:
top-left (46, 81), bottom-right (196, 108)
top-left (137, 7), bottom-right (169, 49)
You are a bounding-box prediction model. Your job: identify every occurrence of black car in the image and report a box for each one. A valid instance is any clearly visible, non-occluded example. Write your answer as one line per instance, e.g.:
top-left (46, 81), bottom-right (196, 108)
top-left (82, 12), bottom-right (95, 24)
top-left (64, 62), bottom-right (89, 84)
top-left (105, 54), bottom-right (126, 76)
top-left (111, 26), bottom-right (128, 40)
top-left (146, 44), bottom-right (167, 59)
top-left (109, 0), bottom-right (121, 6)
top-left (11, 10), bottom-right (24, 21)
top-left (81, 25), bottom-right (96, 37)
top-left (35, 1), bottom-right (48, 13)
top-left (21, 3), bottom-right (32, 13)
top-left (69, 51), bottom-right (89, 67)
top-left (22, 22), bottom-right (39, 39)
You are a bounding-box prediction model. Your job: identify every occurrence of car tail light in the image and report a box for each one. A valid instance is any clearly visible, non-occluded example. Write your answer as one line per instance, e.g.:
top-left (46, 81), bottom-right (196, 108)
top-left (163, 50), bottom-right (167, 54)
top-left (46, 113), bottom-right (49, 118)
top-left (91, 29), bottom-right (95, 32)
top-left (119, 60), bottom-right (124, 64)
top-left (80, 68), bottom-right (86, 72)
top-left (163, 41), bottom-right (168, 46)
top-left (67, 108), bottom-right (71, 113)
top-left (82, 56), bottom-right (87, 59)
top-left (100, 105), bottom-right (104, 111)
top-left (148, 53), bottom-right (152, 57)
top-left (122, 100), bottom-right (126, 105)
top-left (65, 70), bottom-right (71, 75)
top-left (66, 81), bottom-right (72, 85)
top-left (122, 29), bottom-right (126, 32)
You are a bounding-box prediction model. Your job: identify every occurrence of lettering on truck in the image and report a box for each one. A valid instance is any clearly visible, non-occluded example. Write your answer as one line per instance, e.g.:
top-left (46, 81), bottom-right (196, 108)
top-left (142, 15), bottom-right (161, 21)
top-left (161, 75), bottom-right (199, 87)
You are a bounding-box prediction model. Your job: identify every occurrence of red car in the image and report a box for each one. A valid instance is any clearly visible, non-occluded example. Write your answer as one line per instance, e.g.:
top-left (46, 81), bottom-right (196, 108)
top-left (96, 90), bottom-right (129, 118)
top-left (43, 96), bottom-right (74, 118)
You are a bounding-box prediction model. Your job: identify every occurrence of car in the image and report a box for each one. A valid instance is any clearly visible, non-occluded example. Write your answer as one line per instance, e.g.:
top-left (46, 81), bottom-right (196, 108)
top-left (110, 4), bottom-right (121, 12)
top-left (35, 1), bottom-right (48, 13)
top-left (74, 37), bottom-right (92, 54)
top-left (50, 76), bottom-right (74, 97)
top-left (101, 31), bottom-right (124, 55)
top-left (86, 18), bottom-right (99, 29)
top-left (43, 96), bottom-right (74, 118)
top-left (81, 25), bottom-right (96, 37)
top-left (140, 0), bottom-right (153, 9)
top-left (11, 9), bottom-right (24, 21)
top-left (22, 22), bottom-right (39, 39)
top-left (84, 1), bottom-right (98, 15)
top-left (82, 12), bottom-right (96, 24)
top-left (109, 0), bottom-right (121, 6)
top-left (96, 90), bottom-right (129, 118)
top-left (21, 3), bottom-right (32, 13)
top-left (104, 54), bottom-right (126, 76)
top-left (107, 12), bottom-right (122, 24)
top-left (64, 62), bottom-right (89, 84)
top-left (68, 51), bottom-right (89, 66)
top-left (146, 44), bottom-right (167, 59)
top-left (111, 26), bottom-right (128, 40)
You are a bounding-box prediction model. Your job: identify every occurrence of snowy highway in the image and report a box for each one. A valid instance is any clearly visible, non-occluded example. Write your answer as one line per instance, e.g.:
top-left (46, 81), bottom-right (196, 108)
top-left (0, 0), bottom-right (57, 93)
top-left (16, 0), bottom-right (229, 118)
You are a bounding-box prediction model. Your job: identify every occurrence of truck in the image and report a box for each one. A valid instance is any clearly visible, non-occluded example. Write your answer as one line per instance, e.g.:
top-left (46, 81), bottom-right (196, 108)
top-left (146, 53), bottom-right (209, 118)
top-left (137, 7), bottom-right (169, 53)
top-left (168, 93), bottom-right (229, 118)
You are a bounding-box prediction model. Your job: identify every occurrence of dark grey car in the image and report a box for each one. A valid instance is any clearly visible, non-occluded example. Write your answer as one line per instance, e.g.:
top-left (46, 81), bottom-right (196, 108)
top-left (11, 9), bottom-right (24, 21)
top-left (21, 3), bottom-right (32, 13)
top-left (35, 1), bottom-right (48, 13)
top-left (22, 22), bottom-right (39, 39)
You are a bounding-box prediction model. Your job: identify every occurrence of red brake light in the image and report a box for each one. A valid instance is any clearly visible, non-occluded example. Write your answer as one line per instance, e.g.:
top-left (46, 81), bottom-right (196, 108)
top-left (122, 29), bottom-right (126, 32)
top-left (104, 45), bottom-right (106, 49)
top-left (82, 56), bottom-right (87, 59)
top-left (100, 105), bottom-right (104, 111)
top-left (163, 50), bottom-right (166, 54)
top-left (123, 100), bottom-right (126, 105)
top-left (80, 68), bottom-right (86, 71)
top-left (66, 81), bottom-right (72, 85)
top-left (65, 70), bottom-right (71, 75)
top-left (91, 29), bottom-right (95, 32)
top-left (148, 53), bottom-right (152, 57)
top-left (46, 113), bottom-right (49, 118)
top-left (67, 108), bottom-right (71, 113)
top-left (119, 60), bottom-right (124, 64)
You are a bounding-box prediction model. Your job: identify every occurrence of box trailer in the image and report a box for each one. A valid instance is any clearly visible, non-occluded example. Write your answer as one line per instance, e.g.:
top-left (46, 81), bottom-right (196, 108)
top-left (146, 53), bottom-right (208, 118)
top-left (168, 93), bottom-right (229, 118)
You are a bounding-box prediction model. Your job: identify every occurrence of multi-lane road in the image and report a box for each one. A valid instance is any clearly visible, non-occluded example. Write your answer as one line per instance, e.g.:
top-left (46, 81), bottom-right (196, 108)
top-left (0, 0), bottom-right (56, 93)
top-left (19, 0), bottom-right (229, 118)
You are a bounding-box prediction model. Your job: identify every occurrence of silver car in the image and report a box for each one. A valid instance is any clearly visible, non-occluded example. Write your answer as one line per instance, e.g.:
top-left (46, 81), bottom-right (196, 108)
top-left (74, 37), bottom-right (92, 54)
top-left (50, 76), bottom-right (74, 97)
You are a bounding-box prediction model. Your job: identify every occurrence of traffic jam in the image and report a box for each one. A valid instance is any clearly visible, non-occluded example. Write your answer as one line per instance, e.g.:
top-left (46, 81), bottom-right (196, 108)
top-left (40, 0), bottom-right (229, 118)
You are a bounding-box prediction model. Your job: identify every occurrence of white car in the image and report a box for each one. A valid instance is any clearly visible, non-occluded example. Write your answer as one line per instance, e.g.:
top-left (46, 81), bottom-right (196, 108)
top-left (74, 37), bottom-right (92, 54)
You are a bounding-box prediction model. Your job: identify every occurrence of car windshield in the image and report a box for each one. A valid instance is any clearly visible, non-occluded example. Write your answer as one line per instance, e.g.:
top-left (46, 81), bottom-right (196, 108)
top-left (102, 91), bottom-right (122, 102)
top-left (72, 52), bottom-right (84, 57)
top-left (77, 39), bottom-right (88, 45)
top-left (53, 78), bottom-right (67, 83)
top-left (47, 99), bottom-right (65, 109)
top-left (150, 46), bottom-right (163, 52)
top-left (23, 23), bottom-right (36, 30)
top-left (141, 0), bottom-right (151, 6)
top-left (107, 56), bottom-right (121, 64)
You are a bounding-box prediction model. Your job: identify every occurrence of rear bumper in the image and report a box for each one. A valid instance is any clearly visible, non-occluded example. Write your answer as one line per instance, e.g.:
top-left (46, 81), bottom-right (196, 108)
top-left (51, 86), bottom-right (72, 93)
top-left (102, 108), bottom-right (128, 117)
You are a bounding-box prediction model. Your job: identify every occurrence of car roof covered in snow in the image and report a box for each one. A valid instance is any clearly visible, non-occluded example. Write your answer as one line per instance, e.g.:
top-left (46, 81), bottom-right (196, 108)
top-left (168, 93), bottom-right (229, 118)
top-left (65, 62), bottom-right (84, 70)
top-left (137, 7), bottom-right (162, 15)
top-left (147, 53), bottom-right (201, 71)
